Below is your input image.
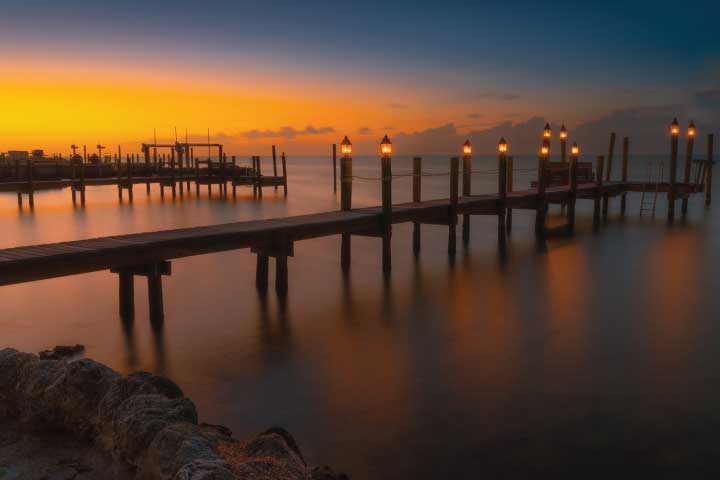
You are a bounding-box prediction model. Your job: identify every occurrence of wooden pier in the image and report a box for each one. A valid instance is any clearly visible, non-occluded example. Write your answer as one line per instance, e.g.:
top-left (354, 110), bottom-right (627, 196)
top-left (0, 143), bottom-right (288, 207)
top-left (0, 129), bottom-right (714, 324)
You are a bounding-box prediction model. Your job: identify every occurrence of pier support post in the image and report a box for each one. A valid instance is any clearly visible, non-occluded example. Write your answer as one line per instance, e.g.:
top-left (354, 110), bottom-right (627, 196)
top-left (605, 132), bottom-right (616, 181)
top-left (332, 144), bottom-right (337, 192)
top-left (178, 147), bottom-right (184, 196)
top-left (272, 145), bottom-right (278, 190)
top-left (707, 134), bottom-right (714, 206)
top-left (506, 156), bottom-right (514, 234)
top-left (143, 146), bottom-right (151, 195)
top-left (682, 122), bottom-right (695, 215)
top-left (27, 158), bottom-right (34, 208)
top-left (462, 144), bottom-right (472, 245)
top-left (170, 148), bottom-right (177, 198)
top-left (568, 147), bottom-right (578, 231)
top-left (448, 156), bottom-right (459, 258)
top-left (668, 118), bottom-right (680, 223)
top-left (281, 152), bottom-right (288, 196)
top-left (381, 148), bottom-right (393, 276)
top-left (594, 156), bottom-right (604, 230)
top-left (231, 156), bottom-right (237, 197)
top-left (79, 155), bottom-right (86, 205)
top-left (620, 137), bottom-right (629, 214)
top-left (118, 271), bottom-right (135, 320)
top-left (275, 252), bottom-right (288, 296)
top-left (111, 261), bottom-right (170, 324)
top-left (147, 268), bottom-right (164, 324)
top-left (412, 156), bottom-right (422, 257)
top-left (195, 158), bottom-right (201, 195)
top-left (252, 238), bottom-right (293, 296)
top-left (256, 155), bottom-right (263, 198)
top-left (256, 254), bottom-right (269, 293)
top-left (535, 145), bottom-right (548, 236)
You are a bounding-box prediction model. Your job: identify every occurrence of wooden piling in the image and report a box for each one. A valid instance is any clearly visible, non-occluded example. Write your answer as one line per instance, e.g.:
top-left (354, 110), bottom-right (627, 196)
top-left (275, 251), bottom-right (289, 295)
top-left (116, 151), bottom-right (122, 201)
top-left (27, 157), bottom-right (34, 208)
top-left (195, 158), bottom-right (200, 195)
top-left (231, 156), bottom-right (237, 197)
top-left (256, 155), bottom-right (262, 198)
top-left (272, 145), bottom-right (278, 190)
top-left (506, 156), bottom-right (514, 233)
top-left (535, 150), bottom-right (547, 235)
top-left (144, 147), bottom-right (151, 194)
top-left (256, 254), bottom-right (269, 293)
top-left (605, 132), bottom-right (616, 181)
top-left (79, 153), bottom-right (86, 205)
top-left (170, 148), bottom-right (177, 198)
top-left (594, 155), bottom-right (604, 229)
top-left (118, 271), bottom-right (135, 320)
top-left (620, 137), bottom-right (629, 214)
top-left (412, 157), bottom-right (422, 256)
top-left (682, 126), bottom-right (695, 214)
top-left (147, 267), bottom-right (164, 324)
top-left (332, 144), bottom-right (337, 192)
top-left (281, 152), bottom-right (288, 196)
top-left (707, 134), bottom-right (714, 206)
top-left (15, 158), bottom-right (22, 206)
top-left (381, 153), bottom-right (392, 275)
top-left (448, 156), bottom-right (459, 257)
top-left (669, 129), bottom-right (679, 222)
top-left (462, 152), bottom-right (472, 245)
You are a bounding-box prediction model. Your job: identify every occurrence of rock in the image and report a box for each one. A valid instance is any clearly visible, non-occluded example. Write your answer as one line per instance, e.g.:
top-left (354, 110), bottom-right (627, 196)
top-left (261, 427), bottom-right (304, 464)
top-left (39, 345), bottom-right (85, 361)
top-left (174, 459), bottom-right (236, 480)
top-left (0, 349), bottom-right (39, 416)
top-left (310, 466), bottom-right (350, 480)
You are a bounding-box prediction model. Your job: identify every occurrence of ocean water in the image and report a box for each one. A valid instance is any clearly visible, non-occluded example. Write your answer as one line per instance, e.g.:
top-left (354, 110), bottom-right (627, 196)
top-left (1, 153), bottom-right (719, 478)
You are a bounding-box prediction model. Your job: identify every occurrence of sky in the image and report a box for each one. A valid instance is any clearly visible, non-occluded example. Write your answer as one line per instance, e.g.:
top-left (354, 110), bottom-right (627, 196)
top-left (0, 0), bottom-right (718, 155)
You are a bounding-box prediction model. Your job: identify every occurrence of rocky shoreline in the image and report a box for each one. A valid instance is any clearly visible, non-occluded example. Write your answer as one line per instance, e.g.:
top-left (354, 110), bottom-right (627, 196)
top-left (0, 348), bottom-right (347, 479)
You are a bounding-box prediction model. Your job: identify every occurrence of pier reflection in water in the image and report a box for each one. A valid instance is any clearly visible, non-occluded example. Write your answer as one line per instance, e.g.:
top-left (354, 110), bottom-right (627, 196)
top-left (1, 155), bottom-right (720, 478)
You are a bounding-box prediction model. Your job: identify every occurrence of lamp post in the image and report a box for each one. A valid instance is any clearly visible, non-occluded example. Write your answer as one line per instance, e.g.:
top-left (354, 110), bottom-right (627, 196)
top-left (498, 137), bottom-right (508, 234)
top-left (340, 136), bottom-right (352, 211)
top-left (682, 121), bottom-right (696, 214)
top-left (536, 139), bottom-right (550, 234)
top-left (568, 142), bottom-right (579, 230)
top-left (669, 117), bottom-right (680, 222)
top-left (560, 125), bottom-right (567, 162)
top-left (462, 139), bottom-right (472, 244)
top-left (380, 135), bottom-right (392, 275)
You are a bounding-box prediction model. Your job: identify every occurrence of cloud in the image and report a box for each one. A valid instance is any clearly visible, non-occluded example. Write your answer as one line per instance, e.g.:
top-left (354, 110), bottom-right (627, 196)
top-left (241, 125), bottom-right (335, 139)
top-left (467, 113), bottom-right (483, 119)
top-left (357, 126), bottom-right (373, 135)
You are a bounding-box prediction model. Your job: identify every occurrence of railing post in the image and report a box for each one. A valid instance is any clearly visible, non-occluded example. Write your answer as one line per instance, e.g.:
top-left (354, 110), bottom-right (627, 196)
top-left (448, 156), bottom-right (459, 257)
top-left (706, 134), bottom-right (714, 206)
top-left (682, 123), bottom-right (695, 215)
top-left (620, 137), bottom-right (629, 214)
top-left (412, 156), bottom-right (422, 257)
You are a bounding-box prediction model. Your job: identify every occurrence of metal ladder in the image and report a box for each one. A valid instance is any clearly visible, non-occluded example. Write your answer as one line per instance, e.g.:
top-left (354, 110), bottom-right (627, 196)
top-left (640, 159), bottom-right (664, 217)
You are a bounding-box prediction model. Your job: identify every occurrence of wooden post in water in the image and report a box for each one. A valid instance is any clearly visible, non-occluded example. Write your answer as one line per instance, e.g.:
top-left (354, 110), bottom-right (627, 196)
top-left (560, 125), bottom-right (568, 162)
top-left (116, 149), bottom-right (122, 201)
top-left (26, 157), bottom-right (34, 208)
top-left (332, 144), bottom-right (337, 192)
top-left (119, 271), bottom-right (134, 320)
top-left (127, 153), bottom-right (134, 202)
top-left (381, 135), bottom-right (393, 276)
top-left (256, 253), bottom-right (269, 293)
top-left (231, 156), bottom-right (237, 197)
top-left (681, 121), bottom-right (696, 215)
top-left (706, 134), bottom-right (714, 206)
top-left (448, 156), bottom-right (459, 257)
top-left (218, 146), bottom-right (225, 194)
top-left (177, 146), bottom-right (184, 196)
top-left (80, 146), bottom-right (86, 205)
top-left (668, 118), bottom-right (680, 222)
top-left (71, 156), bottom-right (77, 204)
top-left (256, 154), bottom-right (262, 198)
top-left (535, 141), bottom-right (549, 235)
top-left (620, 137), bottom-right (629, 214)
top-left (195, 158), bottom-right (200, 195)
top-left (506, 155), bottom-right (514, 233)
top-left (340, 137), bottom-right (353, 272)
top-left (497, 138), bottom-right (508, 238)
top-left (15, 157), bottom-right (22, 206)
top-left (593, 155), bottom-right (604, 229)
top-left (147, 265), bottom-right (164, 324)
top-left (605, 132), bottom-right (616, 181)
top-left (170, 148), bottom-right (177, 198)
top-left (143, 146), bottom-right (151, 195)
top-left (281, 152), bottom-right (288, 196)
top-left (461, 140), bottom-right (472, 245)
top-left (568, 143), bottom-right (579, 231)
top-left (275, 245), bottom-right (289, 296)
top-left (412, 156), bottom-right (422, 257)
top-left (272, 145), bottom-right (278, 190)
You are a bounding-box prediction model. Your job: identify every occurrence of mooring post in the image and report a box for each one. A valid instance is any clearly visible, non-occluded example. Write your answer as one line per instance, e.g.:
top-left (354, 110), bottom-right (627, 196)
top-left (340, 137), bottom-right (353, 271)
top-left (381, 136), bottom-right (393, 276)
top-left (682, 121), bottom-right (696, 215)
top-left (231, 156), bottom-right (237, 197)
top-left (256, 155), bottom-right (263, 198)
top-left (605, 132), bottom-right (616, 181)
top-left (27, 157), bottom-right (34, 208)
top-left (275, 249), bottom-right (289, 296)
top-left (177, 146), bottom-right (184, 196)
top-left (706, 134), bottom-right (714, 206)
top-left (462, 140), bottom-right (472, 245)
top-left (189, 147), bottom-right (194, 191)
top-left (195, 158), bottom-right (201, 195)
top-left (669, 118), bottom-right (680, 222)
top-left (79, 151), bottom-right (86, 205)
top-left (332, 144), bottom-right (337, 192)
top-left (412, 156), bottom-right (422, 257)
top-left (535, 142), bottom-right (549, 235)
top-left (116, 151), bottom-right (123, 201)
top-left (170, 148), bottom-right (177, 198)
top-left (143, 146), bottom-right (150, 194)
top-left (118, 271), bottom-right (135, 320)
top-left (15, 158), bottom-right (22, 206)
top-left (147, 266), bottom-right (164, 324)
top-left (127, 154), bottom-right (134, 202)
top-left (568, 144), bottom-right (579, 231)
top-left (281, 153), bottom-right (288, 196)
top-left (506, 155), bottom-right (514, 233)
top-left (620, 137), bottom-right (629, 214)
top-left (272, 145), bottom-right (278, 190)
top-left (449, 156), bottom-right (459, 257)
top-left (594, 155), bottom-right (604, 229)
top-left (71, 157), bottom-right (77, 204)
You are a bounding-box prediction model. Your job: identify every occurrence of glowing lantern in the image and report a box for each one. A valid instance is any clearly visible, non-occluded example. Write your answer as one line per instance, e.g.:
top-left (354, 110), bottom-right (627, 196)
top-left (571, 143), bottom-right (579, 156)
top-left (341, 136), bottom-right (352, 155)
top-left (463, 139), bottom-right (472, 155)
top-left (380, 135), bottom-right (392, 155)
top-left (498, 137), bottom-right (508, 154)
top-left (540, 142), bottom-right (550, 156)
top-left (543, 123), bottom-right (551, 139)
top-left (670, 118), bottom-right (680, 136)
top-left (688, 121), bottom-right (696, 137)
top-left (560, 125), bottom-right (568, 139)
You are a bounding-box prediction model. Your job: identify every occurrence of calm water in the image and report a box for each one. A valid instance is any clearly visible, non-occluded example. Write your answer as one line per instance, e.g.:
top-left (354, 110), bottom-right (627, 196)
top-left (2, 154), bottom-right (719, 478)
